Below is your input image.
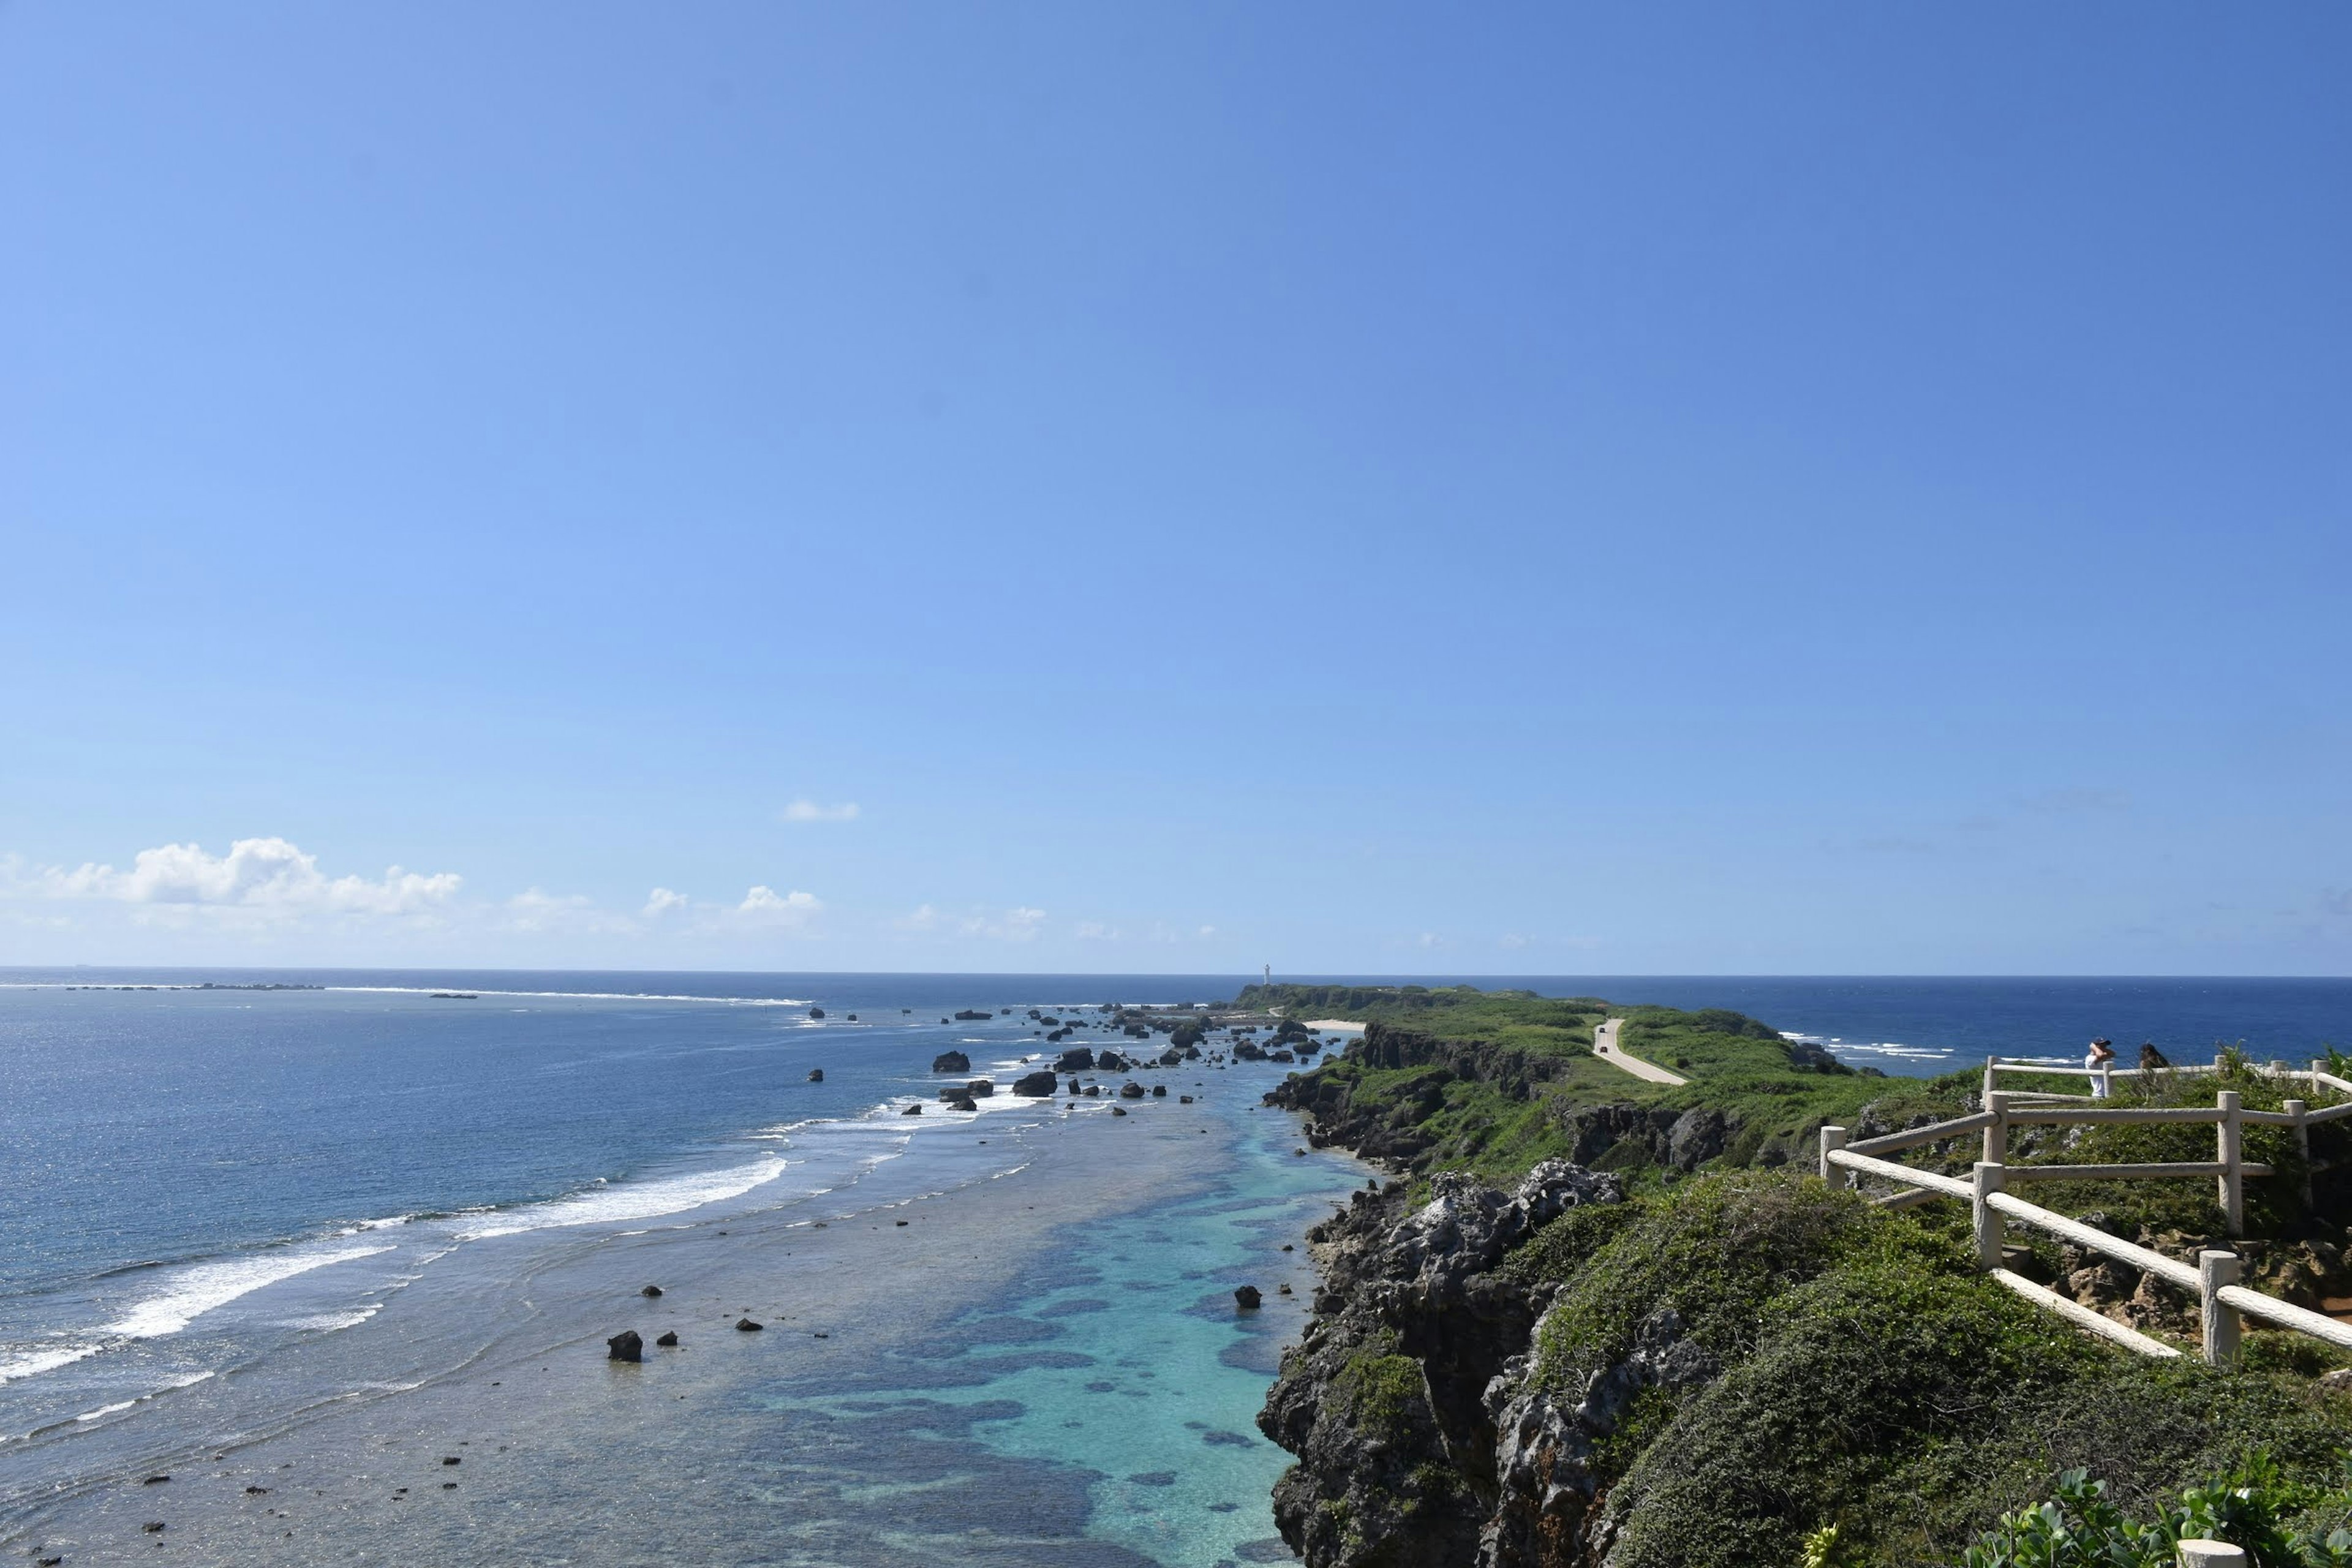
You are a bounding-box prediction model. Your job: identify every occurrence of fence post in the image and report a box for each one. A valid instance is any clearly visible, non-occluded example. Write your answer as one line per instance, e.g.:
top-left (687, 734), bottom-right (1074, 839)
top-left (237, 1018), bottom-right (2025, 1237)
top-left (1972, 1161), bottom-right (2005, 1272)
top-left (2217, 1090), bottom-right (2244, 1236)
top-left (1982, 1090), bottom-right (2008, 1167)
top-left (2199, 1250), bottom-right (2242, 1366)
top-left (2315, 1058), bottom-right (2327, 1095)
top-left (2287, 1098), bottom-right (2312, 1208)
top-left (1819, 1125), bottom-right (1849, 1188)
top-left (1983, 1056), bottom-right (1998, 1099)
top-left (2179, 1540), bottom-right (2248, 1566)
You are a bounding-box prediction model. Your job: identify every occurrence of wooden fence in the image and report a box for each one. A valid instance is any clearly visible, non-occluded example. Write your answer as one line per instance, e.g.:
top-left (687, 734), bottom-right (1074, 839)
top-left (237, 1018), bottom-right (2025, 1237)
top-left (1818, 1058), bottom-right (2352, 1368)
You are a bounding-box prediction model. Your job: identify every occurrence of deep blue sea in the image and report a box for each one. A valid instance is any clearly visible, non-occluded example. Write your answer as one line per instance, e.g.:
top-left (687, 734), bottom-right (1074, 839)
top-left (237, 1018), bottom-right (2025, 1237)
top-left (2, 969), bottom-right (2346, 1563)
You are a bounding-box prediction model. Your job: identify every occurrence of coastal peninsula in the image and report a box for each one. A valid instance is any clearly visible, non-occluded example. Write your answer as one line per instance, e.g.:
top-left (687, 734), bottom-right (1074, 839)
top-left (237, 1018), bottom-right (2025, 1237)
top-left (1245, 984), bottom-right (2352, 1567)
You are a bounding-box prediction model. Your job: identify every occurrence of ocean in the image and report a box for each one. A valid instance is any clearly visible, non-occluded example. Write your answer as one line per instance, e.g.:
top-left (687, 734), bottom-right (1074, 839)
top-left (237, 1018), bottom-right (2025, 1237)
top-left (1, 969), bottom-right (2345, 1564)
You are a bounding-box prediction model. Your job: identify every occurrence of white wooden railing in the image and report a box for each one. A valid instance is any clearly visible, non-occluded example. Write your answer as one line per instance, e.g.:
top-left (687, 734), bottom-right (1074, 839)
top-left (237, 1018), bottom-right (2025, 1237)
top-left (1817, 1059), bottom-right (2352, 1368)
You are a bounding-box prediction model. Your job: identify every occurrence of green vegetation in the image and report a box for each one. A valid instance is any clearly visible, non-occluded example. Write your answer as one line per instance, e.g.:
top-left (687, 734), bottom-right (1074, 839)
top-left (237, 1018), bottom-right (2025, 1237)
top-left (1256, 982), bottom-right (1950, 1180)
top-left (1509, 1171), bottom-right (2352, 1568)
top-left (1332, 1331), bottom-right (1430, 1439)
top-left (1247, 982), bottom-right (2352, 1566)
top-left (1238, 981), bottom-right (1608, 1058)
top-left (1959, 1457), bottom-right (2352, 1567)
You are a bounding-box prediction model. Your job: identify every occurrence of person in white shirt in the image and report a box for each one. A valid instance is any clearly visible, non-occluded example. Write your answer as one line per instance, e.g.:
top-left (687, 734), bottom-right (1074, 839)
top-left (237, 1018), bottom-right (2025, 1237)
top-left (2086, 1037), bottom-right (2116, 1100)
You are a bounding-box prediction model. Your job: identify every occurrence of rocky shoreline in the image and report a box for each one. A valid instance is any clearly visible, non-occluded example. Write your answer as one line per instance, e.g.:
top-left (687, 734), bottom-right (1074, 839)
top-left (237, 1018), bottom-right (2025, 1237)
top-left (1250, 1001), bottom-right (2352, 1568)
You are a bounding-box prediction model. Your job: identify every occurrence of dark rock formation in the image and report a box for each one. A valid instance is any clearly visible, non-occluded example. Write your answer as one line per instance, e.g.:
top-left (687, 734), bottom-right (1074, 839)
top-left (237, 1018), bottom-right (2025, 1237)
top-left (1056, 1046), bottom-right (1096, 1071)
top-left (1152, 1084), bottom-right (1167, 1097)
top-left (967, 1079), bottom-right (996, 1098)
top-left (1111, 1106), bottom-right (1129, 1116)
top-left (736, 1317), bottom-right (764, 1332)
top-left (902, 1102), bottom-right (924, 1115)
top-left (807, 1068), bottom-right (824, 1082)
top-left (1235, 1285), bottom-right (1264, 1309)
top-left (1118, 1081), bottom-right (1145, 1099)
top-left (607, 1330), bottom-right (643, 1361)
top-left (655, 1330), bottom-right (679, 1348)
top-left (932, 1050), bottom-right (972, 1073)
top-left (1256, 1160), bottom-right (1625, 1568)
top-left (641, 1284), bottom-right (663, 1298)
top-left (941, 1088), bottom-right (978, 1111)
top-left (1097, 1050), bottom-right (1129, 1072)
top-left (808, 1007), bottom-right (825, 1019)
top-left (1012, 1069), bottom-right (1059, 1096)
top-left (954, 1009), bottom-right (992, 1022)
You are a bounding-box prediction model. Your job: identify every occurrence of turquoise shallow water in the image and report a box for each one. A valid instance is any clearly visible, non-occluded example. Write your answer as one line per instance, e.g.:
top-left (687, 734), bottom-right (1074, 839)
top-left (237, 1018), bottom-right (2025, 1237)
top-left (781, 1099), bottom-right (1344, 1568)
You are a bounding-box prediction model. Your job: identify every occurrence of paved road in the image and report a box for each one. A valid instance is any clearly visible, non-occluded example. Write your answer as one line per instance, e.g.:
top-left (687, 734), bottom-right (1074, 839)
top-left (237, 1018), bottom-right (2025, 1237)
top-left (1591, 1016), bottom-right (1689, 1086)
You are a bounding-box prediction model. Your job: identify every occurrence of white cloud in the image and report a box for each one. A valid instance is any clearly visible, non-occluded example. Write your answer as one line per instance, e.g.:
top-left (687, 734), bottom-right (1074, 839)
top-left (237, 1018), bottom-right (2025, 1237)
top-left (780, 800), bottom-right (860, 824)
top-left (737, 885), bottom-right (822, 924)
top-left (9, 837), bottom-right (461, 920)
top-left (642, 888), bottom-right (690, 919)
top-left (1074, 921), bottom-right (1120, 941)
top-left (1417, 932), bottom-right (1447, 949)
top-left (1199, 925), bottom-right (1217, 938)
top-left (892, 903), bottom-right (940, 932)
top-left (962, 906), bottom-right (1047, 942)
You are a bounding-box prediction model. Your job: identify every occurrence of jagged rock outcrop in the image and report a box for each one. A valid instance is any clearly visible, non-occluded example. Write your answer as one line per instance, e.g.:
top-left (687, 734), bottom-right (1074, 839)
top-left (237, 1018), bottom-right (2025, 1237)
top-left (1478, 1307), bottom-right (1719, 1566)
top-left (1011, 1069), bottom-right (1058, 1096)
top-left (932, 1050), bottom-right (971, 1073)
top-left (1257, 1161), bottom-right (1623, 1568)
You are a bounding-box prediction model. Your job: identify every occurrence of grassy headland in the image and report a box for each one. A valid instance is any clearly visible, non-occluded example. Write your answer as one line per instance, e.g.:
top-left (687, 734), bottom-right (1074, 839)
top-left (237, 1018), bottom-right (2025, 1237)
top-left (1245, 982), bottom-right (2352, 1568)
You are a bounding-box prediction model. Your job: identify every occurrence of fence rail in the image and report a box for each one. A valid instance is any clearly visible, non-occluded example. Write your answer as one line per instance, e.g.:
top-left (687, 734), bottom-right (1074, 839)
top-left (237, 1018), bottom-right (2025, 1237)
top-left (1818, 1058), bottom-right (2351, 1369)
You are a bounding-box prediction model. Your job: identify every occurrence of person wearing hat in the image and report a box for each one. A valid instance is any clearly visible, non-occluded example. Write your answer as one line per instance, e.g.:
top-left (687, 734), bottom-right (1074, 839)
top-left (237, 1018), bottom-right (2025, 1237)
top-left (2086, 1038), bottom-right (2117, 1099)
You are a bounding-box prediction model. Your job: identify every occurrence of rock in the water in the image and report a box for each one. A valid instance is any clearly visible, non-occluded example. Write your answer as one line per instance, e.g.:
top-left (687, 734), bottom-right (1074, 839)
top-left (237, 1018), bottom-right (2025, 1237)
top-left (966, 1078), bottom-right (996, 1098)
top-left (1111, 1106), bottom-right (1128, 1116)
top-left (932, 1050), bottom-right (972, 1073)
top-left (1152, 1084), bottom-right (1167, 1097)
top-left (736, 1317), bottom-right (764, 1332)
top-left (655, 1330), bottom-right (679, 1348)
top-left (641, 1284), bottom-right (663, 1298)
top-left (808, 1006), bottom-right (825, 1019)
top-left (1083, 1085), bottom-right (1101, 1097)
top-left (1055, 1046), bottom-right (1095, 1071)
top-left (1096, 1050), bottom-right (1129, 1071)
top-left (1118, 1081), bottom-right (1145, 1099)
top-left (607, 1330), bottom-right (644, 1362)
top-left (901, 1102), bottom-right (924, 1115)
top-left (1012, 1069), bottom-right (1059, 1096)
top-left (1067, 1077), bottom-right (1082, 1095)
top-left (807, 1068), bottom-right (824, 1082)
top-left (1234, 1285), bottom-right (1263, 1310)
top-left (954, 1009), bottom-right (992, 1022)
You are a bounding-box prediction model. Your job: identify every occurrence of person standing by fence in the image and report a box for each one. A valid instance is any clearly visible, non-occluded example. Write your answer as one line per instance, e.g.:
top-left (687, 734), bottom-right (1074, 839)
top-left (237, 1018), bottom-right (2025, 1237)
top-left (2086, 1037), bottom-right (2116, 1099)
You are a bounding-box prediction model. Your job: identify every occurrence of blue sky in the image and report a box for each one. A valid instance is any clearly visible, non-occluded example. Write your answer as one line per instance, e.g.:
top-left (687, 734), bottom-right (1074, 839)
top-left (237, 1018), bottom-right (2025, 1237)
top-left (2, 4), bottom-right (2346, 974)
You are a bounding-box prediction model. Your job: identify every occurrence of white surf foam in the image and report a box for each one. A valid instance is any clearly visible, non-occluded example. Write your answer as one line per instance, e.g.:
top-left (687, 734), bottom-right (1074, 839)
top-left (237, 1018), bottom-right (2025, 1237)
top-left (0, 1343), bottom-right (102, 1384)
top-left (454, 1153), bottom-right (790, 1239)
top-left (105, 1245), bottom-right (393, 1340)
top-left (326, 986), bottom-right (810, 1006)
